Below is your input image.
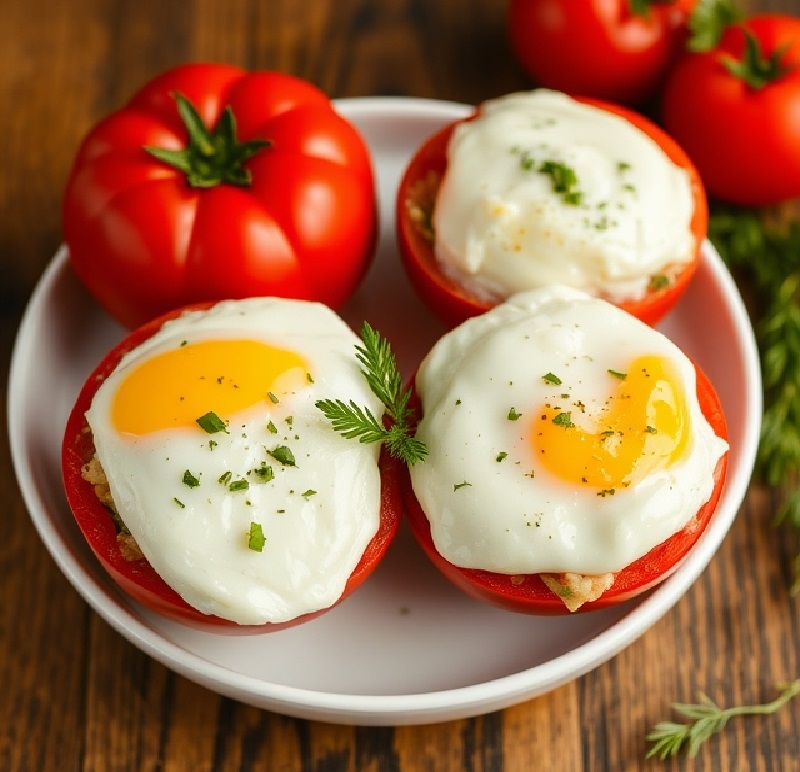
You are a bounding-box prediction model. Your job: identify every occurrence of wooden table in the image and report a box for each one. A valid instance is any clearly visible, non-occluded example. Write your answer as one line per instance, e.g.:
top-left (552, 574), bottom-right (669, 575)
top-left (2, 1), bottom-right (799, 769)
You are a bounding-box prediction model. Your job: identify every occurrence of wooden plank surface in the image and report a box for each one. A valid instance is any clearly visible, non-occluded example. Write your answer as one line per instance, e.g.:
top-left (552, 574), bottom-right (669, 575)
top-left (1, 0), bottom-right (799, 770)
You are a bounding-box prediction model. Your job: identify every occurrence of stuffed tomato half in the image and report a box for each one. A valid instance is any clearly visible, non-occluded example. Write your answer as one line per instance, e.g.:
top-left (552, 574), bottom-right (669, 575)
top-left (396, 90), bottom-right (707, 329)
top-left (62, 298), bottom-right (402, 631)
top-left (399, 287), bottom-right (728, 613)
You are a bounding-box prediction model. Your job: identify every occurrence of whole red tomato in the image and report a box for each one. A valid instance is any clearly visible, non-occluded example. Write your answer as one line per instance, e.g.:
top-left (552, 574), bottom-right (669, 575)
top-left (400, 364), bottom-right (728, 614)
top-left (63, 64), bottom-right (378, 329)
top-left (61, 304), bottom-right (403, 631)
top-left (662, 15), bottom-right (800, 206)
top-left (396, 96), bottom-right (707, 329)
top-left (507, 0), bottom-right (697, 106)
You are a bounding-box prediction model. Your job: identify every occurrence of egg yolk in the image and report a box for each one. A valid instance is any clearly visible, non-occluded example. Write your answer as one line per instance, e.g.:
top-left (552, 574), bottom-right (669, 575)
top-left (111, 339), bottom-right (308, 435)
top-left (535, 355), bottom-right (689, 489)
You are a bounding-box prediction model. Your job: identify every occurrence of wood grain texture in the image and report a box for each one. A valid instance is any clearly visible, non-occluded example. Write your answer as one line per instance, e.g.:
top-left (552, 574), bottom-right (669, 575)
top-left (2, 0), bottom-right (800, 770)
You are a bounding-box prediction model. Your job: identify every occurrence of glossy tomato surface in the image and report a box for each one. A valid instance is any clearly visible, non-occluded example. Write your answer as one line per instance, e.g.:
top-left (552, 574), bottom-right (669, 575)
top-left (396, 96), bottom-right (708, 329)
top-left (507, 0), bottom-right (697, 106)
top-left (401, 362), bottom-right (728, 614)
top-left (61, 305), bottom-right (403, 632)
top-left (662, 14), bottom-right (800, 206)
top-left (63, 63), bottom-right (378, 329)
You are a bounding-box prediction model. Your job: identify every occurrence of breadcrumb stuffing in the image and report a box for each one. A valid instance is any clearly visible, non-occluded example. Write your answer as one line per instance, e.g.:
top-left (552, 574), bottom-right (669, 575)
top-left (541, 571), bottom-right (615, 612)
top-left (81, 454), bottom-right (144, 562)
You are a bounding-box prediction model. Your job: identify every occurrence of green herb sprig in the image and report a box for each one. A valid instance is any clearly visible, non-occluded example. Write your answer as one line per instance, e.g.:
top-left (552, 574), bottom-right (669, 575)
top-left (646, 680), bottom-right (800, 760)
top-left (315, 322), bottom-right (427, 465)
top-left (709, 201), bottom-right (800, 592)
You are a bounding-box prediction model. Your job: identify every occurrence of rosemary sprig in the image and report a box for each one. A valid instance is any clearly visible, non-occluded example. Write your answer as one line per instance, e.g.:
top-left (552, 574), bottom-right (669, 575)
top-left (316, 322), bottom-right (427, 465)
top-left (646, 680), bottom-right (800, 759)
top-left (709, 200), bottom-right (800, 592)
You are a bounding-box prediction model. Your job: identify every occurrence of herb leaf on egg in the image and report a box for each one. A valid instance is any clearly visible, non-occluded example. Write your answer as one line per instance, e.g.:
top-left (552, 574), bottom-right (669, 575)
top-left (247, 521), bottom-right (266, 552)
top-left (315, 321), bottom-right (427, 465)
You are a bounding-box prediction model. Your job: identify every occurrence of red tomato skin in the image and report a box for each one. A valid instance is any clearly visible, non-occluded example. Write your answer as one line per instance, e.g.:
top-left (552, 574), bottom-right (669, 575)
top-left (61, 304), bottom-right (402, 632)
top-left (396, 96), bottom-right (707, 329)
top-left (507, 0), bottom-right (696, 106)
top-left (661, 15), bottom-right (800, 206)
top-left (63, 64), bottom-right (378, 330)
top-left (401, 362), bottom-right (728, 614)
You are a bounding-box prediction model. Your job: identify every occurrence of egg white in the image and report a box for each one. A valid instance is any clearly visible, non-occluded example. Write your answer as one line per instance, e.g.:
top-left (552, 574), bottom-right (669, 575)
top-left (434, 90), bottom-right (695, 303)
top-left (85, 298), bottom-right (384, 625)
top-left (409, 287), bottom-right (728, 576)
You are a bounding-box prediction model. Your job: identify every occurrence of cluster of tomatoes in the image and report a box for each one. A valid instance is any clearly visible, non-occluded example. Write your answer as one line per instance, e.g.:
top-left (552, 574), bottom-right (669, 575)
top-left (62, 19), bottom-right (745, 626)
top-left (507, 0), bottom-right (800, 208)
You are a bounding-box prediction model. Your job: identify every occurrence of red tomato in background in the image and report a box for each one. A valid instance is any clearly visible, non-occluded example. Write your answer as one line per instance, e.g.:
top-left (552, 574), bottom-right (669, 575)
top-left (61, 304), bottom-right (403, 631)
top-left (401, 364), bottom-right (728, 614)
top-left (395, 96), bottom-right (707, 329)
top-left (661, 14), bottom-right (800, 206)
top-left (63, 64), bottom-right (378, 329)
top-left (507, 0), bottom-right (697, 106)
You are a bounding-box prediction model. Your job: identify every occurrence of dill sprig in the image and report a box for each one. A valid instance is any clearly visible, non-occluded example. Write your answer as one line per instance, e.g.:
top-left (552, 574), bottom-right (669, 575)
top-left (316, 321), bottom-right (427, 466)
top-left (646, 680), bottom-right (800, 760)
top-left (709, 200), bottom-right (800, 593)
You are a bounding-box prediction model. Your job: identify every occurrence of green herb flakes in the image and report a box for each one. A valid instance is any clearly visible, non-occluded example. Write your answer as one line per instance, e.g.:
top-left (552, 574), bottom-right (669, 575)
top-left (247, 521), bottom-right (266, 552)
top-left (182, 470), bottom-right (201, 488)
top-left (196, 411), bottom-right (228, 434)
top-left (268, 445), bottom-right (296, 467)
top-left (552, 412), bottom-right (575, 428)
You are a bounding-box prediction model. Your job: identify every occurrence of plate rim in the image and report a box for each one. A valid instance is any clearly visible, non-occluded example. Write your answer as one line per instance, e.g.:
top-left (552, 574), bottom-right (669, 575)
top-left (6, 96), bottom-right (763, 724)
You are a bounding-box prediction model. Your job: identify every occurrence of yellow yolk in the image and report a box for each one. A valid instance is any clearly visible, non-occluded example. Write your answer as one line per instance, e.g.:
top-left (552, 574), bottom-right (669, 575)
top-left (111, 339), bottom-right (308, 435)
top-left (535, 355), bottom-right (690, 489)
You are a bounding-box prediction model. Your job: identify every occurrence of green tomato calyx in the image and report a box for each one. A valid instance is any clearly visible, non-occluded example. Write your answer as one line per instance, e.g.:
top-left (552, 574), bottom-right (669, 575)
top-left (145, 92), bottom-right (269, 188)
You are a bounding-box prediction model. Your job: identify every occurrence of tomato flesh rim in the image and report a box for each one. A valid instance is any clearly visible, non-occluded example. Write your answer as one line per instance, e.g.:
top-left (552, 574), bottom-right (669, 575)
top-left (400, 362), bottom-right (728, 614)
top-left (60, 304), bottom-right (402, 632)
top-left (396, 96), bottom-right (708, 329)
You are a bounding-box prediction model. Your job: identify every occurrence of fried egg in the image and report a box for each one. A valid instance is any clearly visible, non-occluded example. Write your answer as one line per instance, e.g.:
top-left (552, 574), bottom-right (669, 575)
top-left (409, 287), bottom-right (728, 575)
top-left (85, 298), bottom-right (384, 625)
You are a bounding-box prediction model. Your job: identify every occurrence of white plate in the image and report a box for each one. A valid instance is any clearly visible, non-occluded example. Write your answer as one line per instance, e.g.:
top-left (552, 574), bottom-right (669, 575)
top-left (8, 97), bottom-right (762, 726)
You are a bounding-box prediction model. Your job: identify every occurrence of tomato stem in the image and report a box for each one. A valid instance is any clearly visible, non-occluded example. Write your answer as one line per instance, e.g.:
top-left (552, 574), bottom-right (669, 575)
top-left (145, 92), bottom-right (270, 188)
top-left (720, 29), bottom-right (796, 89)
top-left (626, 0), bottom-right (673, 20)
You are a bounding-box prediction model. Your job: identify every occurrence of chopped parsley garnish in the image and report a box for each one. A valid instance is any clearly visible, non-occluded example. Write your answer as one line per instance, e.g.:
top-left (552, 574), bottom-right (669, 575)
top-left (182, 469), bottom-right (201, 488)
top-left (496, 451), bottom-right (508, 462)
top-left (616, 161), bottom-right (631, 173)
top-left (247, 521), bottom-right (266, 552)
top-left (454, 480), bottom-right (472, 491)
top-left (542, 372), bottom-right (562, 385)
top-left (268, 445), bottom-right (296, 467)
top-left (173, 497), bottom-right (186, 509)
top-left (196, 411), bottom-right (228, 434)
top-left (266, 420), bottom-right (278, 434)
top-left (252, 464), bottom-right (275, 483)
top-left (306, 372), bottom-right (314, 384)
top-left (538, 160), bottom-right (583, 205)
top-left (645, 425), bottom-right (658, 434)
top-left (507, 407), bottom-right (522, 421)
top-left (302, 489), bottom-right (317, 499)
top-left (229, 479), bottom-right (250, 492)
top-left (218, 470), bottom-right (232, 485)
top-left (608, 369), bottom-right (627, 380)
top-left (649, 274), bottom-right (671, 291)
top-left (267, 391), bottom-right (279, 404)
top-left (552, 412), bottom-right (575, 428)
